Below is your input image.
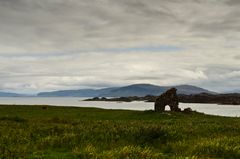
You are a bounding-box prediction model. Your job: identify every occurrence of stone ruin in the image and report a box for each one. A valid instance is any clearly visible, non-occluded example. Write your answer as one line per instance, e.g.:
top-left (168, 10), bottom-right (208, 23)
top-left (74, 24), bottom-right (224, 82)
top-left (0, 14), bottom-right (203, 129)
top-left (154, 88), bottom-right (181, 112)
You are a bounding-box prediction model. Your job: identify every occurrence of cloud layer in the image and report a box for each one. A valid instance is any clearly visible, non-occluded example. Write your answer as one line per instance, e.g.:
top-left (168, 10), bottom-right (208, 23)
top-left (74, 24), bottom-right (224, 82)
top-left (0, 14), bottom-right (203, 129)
top-left (0, 0), bottom-right (239, 93)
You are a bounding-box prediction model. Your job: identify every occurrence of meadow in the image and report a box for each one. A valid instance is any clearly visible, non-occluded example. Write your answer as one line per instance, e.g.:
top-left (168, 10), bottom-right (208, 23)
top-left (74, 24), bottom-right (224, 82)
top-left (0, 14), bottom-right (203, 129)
top-left (0, 105), bottom-right (239, 159)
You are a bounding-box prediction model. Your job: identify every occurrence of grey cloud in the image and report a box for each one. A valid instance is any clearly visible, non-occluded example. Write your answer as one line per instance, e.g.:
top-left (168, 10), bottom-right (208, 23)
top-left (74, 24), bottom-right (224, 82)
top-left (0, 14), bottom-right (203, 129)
top-left (116, 0), bottom-right (176, 21)
top-left (235, 55), bottom-right (240, 59)
top-left (184, 1), bottom-right (240, 37)
top-left (0, 0), bottom-right (185, 53)
top-left (190, 14), bottom-right (240, 36)
top-left (0, 0), bottom-right (239, 93)
top-left (225, 0), bottom-right (240, 5)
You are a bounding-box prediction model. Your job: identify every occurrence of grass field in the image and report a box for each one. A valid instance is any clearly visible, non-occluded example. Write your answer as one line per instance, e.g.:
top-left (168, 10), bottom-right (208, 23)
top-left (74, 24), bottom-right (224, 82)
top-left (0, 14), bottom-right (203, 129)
top-left (0, 105), bottom-right (239, 159)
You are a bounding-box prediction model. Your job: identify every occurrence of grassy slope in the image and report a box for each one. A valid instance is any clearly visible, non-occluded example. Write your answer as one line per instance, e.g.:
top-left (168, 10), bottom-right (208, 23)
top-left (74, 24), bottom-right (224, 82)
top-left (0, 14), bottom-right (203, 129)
top-left (0, 105), bottom-right (239, 159)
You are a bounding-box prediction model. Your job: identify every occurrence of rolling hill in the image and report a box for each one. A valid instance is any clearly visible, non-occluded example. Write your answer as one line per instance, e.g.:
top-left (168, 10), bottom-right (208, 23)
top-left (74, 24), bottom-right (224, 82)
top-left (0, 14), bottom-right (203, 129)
top-left (37, 84), bottom-right (215, 97)
top-left (0, 92), bottom-right (24, 97)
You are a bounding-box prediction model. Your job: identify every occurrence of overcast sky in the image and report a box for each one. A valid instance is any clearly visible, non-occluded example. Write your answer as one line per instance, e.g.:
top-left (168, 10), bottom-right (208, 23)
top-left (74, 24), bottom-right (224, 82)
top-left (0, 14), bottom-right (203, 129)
top-left (0, 0), bottom-right (239, 93)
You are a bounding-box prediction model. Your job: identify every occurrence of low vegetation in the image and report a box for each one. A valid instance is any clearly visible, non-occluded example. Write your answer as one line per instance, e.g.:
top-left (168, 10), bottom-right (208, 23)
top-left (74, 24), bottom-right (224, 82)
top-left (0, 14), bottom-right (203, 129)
top-left (0, 105), bottom-right (239, 158)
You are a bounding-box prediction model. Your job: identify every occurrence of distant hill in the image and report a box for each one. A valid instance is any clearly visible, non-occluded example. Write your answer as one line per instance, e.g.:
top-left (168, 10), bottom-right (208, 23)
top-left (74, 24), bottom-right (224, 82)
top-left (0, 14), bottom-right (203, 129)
top-left (37, 88), bottom-right (117, 97)
top-left (224, 90), bottom-right (240, 94)
top-left (37, 84), bottom-right (215, 97)
top-left (0, 92), bottom-right (23, 97)
top-left (173, 85), bottom-right (217, 95)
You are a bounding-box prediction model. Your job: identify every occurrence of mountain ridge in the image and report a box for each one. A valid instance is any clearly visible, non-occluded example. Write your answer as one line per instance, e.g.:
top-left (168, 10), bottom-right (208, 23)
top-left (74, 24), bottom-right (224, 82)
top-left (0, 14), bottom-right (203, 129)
top-left (0, 91), bottom-right (24, 97)
top-left (37, 84), bottom-right (216, 97)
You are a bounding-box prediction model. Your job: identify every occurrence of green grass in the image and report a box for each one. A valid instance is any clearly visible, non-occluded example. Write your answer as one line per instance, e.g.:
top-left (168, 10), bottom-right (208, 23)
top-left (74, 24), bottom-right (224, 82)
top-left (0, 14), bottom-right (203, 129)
top-left (0, 105), bottom-right (239, 159)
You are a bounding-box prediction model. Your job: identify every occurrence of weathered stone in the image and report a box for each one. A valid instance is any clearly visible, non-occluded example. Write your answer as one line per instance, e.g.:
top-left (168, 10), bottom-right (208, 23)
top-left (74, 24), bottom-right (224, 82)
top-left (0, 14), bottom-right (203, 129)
top-left (183, 107), bottom-right (192, 113)
top-left (42, 106), bottom-right (48, 110)
top-left (154, 88), bottom-right (180, 112)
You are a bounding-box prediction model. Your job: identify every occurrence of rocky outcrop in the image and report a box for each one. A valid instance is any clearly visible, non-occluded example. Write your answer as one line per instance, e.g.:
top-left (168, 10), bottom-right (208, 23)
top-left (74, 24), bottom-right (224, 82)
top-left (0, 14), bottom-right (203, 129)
top-left (84, 96), bottom-right (143, 102)
top-left (154, 88), bottom-right (181, 112)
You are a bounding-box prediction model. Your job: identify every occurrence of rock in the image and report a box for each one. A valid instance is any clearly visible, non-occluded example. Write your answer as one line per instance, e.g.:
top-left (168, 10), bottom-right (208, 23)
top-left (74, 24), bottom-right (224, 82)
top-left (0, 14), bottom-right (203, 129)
top-left (183, 107), bottom-right (192, 113)
top-left (154, 88), bottom-right (180, 112)
top-left (42, 106), bottom-right (48, 110)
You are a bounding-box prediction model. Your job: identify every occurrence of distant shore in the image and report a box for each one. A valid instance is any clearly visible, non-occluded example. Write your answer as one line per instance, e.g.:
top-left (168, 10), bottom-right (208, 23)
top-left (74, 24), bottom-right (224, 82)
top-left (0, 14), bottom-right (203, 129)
top-left (84, 93), bottom-right (240, 105)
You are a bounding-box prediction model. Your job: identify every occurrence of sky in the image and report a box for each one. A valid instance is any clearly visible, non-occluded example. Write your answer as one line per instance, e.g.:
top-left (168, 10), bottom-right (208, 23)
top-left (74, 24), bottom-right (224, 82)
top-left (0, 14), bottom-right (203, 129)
top-left (0, 0), bottom-right (239, 94)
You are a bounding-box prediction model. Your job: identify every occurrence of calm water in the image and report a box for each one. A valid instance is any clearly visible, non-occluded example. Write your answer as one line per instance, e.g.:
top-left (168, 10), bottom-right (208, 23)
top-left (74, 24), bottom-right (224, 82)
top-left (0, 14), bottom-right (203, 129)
top-left (0, 97), bottom-right (239, 117)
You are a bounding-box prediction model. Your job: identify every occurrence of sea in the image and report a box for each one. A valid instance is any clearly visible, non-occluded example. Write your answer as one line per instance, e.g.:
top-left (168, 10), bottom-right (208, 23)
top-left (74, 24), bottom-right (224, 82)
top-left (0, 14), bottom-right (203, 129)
top-left (0, 97), bottom-right (239, 117)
